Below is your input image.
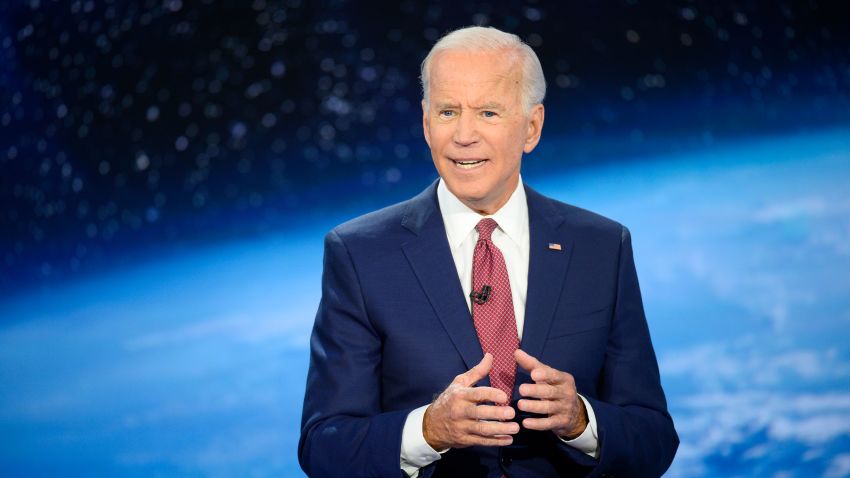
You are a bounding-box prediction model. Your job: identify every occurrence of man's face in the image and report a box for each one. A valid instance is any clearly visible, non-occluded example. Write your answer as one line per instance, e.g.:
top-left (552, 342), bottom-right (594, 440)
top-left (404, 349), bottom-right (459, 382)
top-left (422, 49), bottom-right (544, 215)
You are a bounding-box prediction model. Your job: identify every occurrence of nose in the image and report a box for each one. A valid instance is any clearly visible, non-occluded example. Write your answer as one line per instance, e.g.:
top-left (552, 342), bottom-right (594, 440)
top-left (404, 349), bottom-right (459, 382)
top-left (452, 112), bottom-right (479, 146)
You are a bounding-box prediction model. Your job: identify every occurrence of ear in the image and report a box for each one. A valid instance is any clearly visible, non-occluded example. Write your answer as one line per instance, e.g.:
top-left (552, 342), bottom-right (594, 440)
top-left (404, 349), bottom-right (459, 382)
top-left (523, 103), bottom-right (544, 154)
top-left (422, 100), bottom-right (432, 149)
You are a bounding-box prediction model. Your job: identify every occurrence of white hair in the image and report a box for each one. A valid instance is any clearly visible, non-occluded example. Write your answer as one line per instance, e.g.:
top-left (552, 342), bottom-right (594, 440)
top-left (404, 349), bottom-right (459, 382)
top-left (420, 26), bottom-right (546, 113)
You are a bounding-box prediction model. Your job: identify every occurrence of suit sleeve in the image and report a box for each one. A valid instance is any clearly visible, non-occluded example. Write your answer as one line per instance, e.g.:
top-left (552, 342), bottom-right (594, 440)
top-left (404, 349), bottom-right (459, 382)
top-left (298, 230), bottom-right (410, 478)
top-left (555, 226), bottom-right (679, 477)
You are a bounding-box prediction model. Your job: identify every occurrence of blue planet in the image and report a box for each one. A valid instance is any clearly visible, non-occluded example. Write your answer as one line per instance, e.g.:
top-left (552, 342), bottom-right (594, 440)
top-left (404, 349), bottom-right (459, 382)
top-left (2, 127), bottom-right (849, 477)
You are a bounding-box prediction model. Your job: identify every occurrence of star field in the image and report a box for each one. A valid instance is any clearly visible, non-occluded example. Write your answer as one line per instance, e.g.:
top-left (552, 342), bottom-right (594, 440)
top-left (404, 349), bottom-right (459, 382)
top-left (1, 0), bottom-right (848, 291)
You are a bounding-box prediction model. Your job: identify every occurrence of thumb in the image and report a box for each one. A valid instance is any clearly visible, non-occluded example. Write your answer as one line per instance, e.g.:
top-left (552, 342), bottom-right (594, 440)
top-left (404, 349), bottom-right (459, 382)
top-left (456, 353), bottom-right (494, 387)
top-left (514, 348), bottom-right (540, 372)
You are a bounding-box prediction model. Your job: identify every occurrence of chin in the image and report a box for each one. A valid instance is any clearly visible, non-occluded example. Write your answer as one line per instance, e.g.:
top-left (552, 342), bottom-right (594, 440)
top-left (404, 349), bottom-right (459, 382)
top-left (460, 192), bottom-right (500, 213)
top-left (448, 183), bottom-right (488, 201)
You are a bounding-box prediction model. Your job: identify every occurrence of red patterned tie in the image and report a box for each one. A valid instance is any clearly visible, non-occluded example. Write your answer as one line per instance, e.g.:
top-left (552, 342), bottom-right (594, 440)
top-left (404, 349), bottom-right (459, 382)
top-left (471, 218), bottom-right (519, 405)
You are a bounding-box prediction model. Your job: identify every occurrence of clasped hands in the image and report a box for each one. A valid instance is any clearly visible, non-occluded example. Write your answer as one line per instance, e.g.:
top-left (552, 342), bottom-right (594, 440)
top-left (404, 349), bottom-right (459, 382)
top-left (422, 350), bottom-right (589, 450)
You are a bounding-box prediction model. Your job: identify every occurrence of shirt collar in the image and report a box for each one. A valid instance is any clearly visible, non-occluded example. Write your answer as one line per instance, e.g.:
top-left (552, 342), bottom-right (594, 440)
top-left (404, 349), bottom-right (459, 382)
top-left (437, 176), bottom-right (528, 251)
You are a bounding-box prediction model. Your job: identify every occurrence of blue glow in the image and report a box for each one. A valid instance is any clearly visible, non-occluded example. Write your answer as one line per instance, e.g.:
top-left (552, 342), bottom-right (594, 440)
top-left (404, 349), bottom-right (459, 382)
top-left (2, 128), bottom-right (849, 476)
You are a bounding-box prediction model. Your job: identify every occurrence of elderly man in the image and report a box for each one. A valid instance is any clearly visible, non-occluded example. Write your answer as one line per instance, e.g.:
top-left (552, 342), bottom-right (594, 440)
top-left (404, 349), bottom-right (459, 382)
top-left (299, 26), bottom-right (678, 477)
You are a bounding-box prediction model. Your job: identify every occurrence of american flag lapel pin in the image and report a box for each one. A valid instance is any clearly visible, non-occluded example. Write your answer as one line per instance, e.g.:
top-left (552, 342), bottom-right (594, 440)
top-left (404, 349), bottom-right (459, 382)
top-left (548, 243), bottom-right (562, 251)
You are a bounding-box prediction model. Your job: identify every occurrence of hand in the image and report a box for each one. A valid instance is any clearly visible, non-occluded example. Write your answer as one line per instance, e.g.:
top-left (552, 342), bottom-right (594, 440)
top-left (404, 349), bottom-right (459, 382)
top-left (422, 353), bottom-right (520, 450)
top-left (514, 349), bottom-right (588, 439)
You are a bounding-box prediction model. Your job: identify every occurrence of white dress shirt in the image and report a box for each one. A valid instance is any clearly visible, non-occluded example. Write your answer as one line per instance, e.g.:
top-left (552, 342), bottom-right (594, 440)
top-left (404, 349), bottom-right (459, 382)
top-left (400, 178), bottom-right (599, 477)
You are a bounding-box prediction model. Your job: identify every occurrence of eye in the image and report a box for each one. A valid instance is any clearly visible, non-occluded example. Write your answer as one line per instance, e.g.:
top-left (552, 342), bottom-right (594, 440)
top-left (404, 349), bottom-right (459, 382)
top-left (482, 110), bottom-right (497, 118)
top-left (438, 110), bottom-right (455, 118)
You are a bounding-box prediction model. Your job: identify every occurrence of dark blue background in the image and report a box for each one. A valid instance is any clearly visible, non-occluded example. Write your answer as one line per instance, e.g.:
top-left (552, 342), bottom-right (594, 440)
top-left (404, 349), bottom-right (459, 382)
top-left (1, 1), bottom-right (849, 476)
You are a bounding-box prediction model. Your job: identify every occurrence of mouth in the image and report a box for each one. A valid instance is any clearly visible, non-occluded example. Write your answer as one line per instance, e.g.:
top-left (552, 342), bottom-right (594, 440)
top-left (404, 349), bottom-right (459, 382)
top-left (450, 158), bottom-right (487, 170)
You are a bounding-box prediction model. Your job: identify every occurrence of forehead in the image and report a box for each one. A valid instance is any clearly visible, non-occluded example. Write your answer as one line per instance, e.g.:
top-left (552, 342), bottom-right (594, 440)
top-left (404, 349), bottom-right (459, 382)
top-left (428, 49), bottom-right (522, 100)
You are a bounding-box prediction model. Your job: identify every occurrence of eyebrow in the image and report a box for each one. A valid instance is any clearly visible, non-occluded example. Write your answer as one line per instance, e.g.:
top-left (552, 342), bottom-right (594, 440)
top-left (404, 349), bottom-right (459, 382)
top-left (433, 101), bottom-right (506, 110)
top-left (474, 102), bottom-right (505, 111)
top-left (434, 102), bottom-right (459, 110)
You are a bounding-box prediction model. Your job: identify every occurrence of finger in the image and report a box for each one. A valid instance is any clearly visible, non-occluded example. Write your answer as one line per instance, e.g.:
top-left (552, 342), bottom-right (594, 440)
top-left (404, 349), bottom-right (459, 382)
top-left (518, 382), bottom-right (560, 400)
top-left (469, 418), bottom-right (520, 437)
top-left (455, 353), bottom-right (494, 387)
top-left (536, 367), bottom-right (572, 386)
top-left (462, 385), bottom-right (508, 405)
top-left (515, 349), bottom-right (568, 385)
top-left (465, 404), bottom-right (515, 421)
top-left (514, 349), bottom-right (541, 373)
top-left (522, 415), bottom-right (564, 432)
top-left (516, 398), bottom-right (554, 416)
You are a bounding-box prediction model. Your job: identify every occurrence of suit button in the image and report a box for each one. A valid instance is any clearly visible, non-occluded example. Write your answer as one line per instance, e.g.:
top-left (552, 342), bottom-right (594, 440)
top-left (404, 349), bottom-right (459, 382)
top-left (501, 455), bottom-right (512, 467)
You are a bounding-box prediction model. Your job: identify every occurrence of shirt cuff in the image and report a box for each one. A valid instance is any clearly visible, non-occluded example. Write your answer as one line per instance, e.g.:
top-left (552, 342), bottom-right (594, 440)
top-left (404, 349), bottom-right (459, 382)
top-left (558, 394), bottom-right (599, 458)
top-left (401, 404), bottom-right (444, 477)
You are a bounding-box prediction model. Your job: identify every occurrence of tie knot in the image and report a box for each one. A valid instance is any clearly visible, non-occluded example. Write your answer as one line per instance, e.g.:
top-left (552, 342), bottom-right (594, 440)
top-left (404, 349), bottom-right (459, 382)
top-left (476, 218), bottom-right (499, 242)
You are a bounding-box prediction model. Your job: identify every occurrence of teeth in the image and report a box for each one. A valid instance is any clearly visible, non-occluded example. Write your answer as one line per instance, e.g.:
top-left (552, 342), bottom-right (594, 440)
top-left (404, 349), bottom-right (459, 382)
top-left (454, 160), bottom-right (485, 169)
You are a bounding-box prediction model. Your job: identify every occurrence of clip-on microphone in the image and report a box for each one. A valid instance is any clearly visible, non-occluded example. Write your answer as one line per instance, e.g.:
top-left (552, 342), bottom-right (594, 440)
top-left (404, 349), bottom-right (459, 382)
top-left (470, 285), bottom-right (492, 305)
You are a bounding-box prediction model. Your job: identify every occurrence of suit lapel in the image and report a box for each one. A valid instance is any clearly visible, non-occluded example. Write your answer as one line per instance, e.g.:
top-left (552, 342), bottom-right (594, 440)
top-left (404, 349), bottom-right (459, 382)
top-left (399, 183), bottom-right (575, 376)
top-left (401, 183), bottom-right (484, 371)
top-left (520, 186), bottom-right (575, 361)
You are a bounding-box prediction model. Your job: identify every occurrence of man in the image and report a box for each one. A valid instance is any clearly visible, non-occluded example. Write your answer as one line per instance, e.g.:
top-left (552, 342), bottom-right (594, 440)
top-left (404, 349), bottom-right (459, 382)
top-left (299, 26), bottom-right (678, 477)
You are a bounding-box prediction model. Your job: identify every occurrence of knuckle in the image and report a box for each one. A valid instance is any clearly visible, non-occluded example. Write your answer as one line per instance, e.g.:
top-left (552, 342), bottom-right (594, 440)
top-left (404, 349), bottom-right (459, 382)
top-left (553, 386), bottom-right (564, 399)
top-left (554, 386), bottom-right (565, 399)
top-left (555, 384), bottom-right (566, 396)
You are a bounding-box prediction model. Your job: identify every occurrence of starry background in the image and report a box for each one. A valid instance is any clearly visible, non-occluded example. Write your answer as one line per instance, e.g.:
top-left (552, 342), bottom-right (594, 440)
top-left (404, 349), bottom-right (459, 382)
top-left (1, 1), bottom-right (850, 477)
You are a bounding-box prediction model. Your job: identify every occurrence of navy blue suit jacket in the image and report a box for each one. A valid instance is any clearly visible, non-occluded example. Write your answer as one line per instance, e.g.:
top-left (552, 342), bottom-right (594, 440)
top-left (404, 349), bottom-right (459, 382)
top-left (299, 182), bottom-right (678, 477)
